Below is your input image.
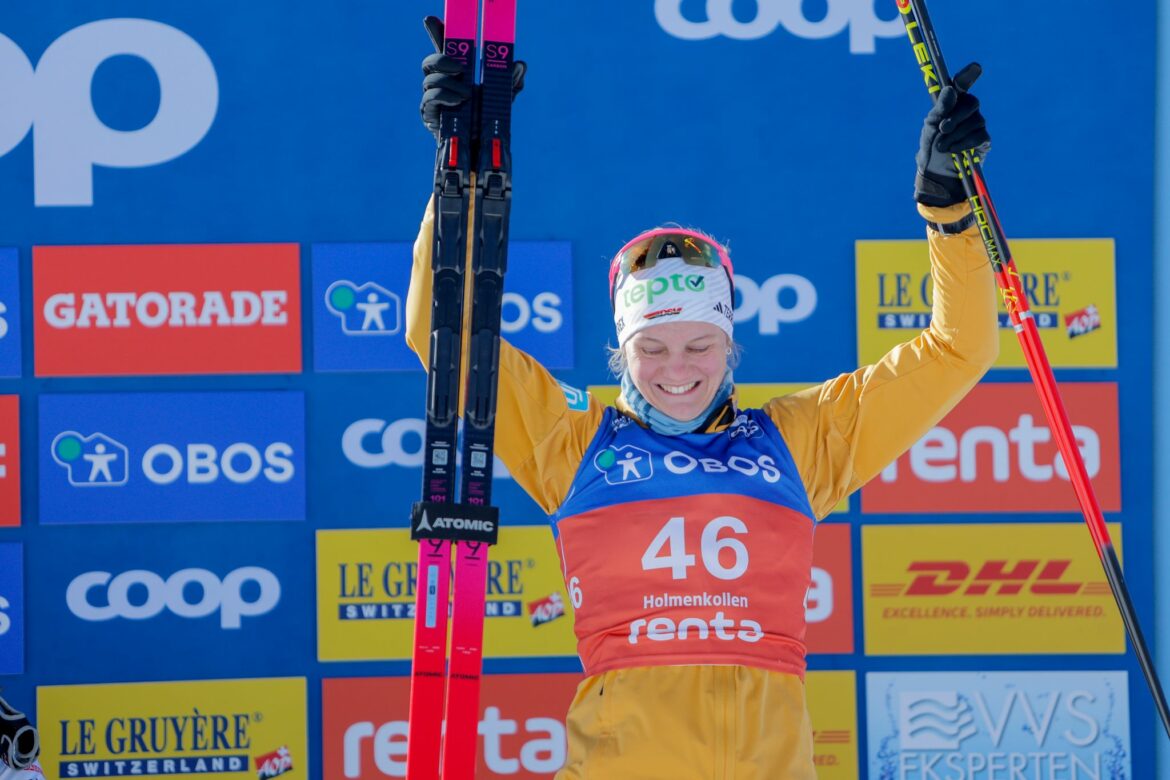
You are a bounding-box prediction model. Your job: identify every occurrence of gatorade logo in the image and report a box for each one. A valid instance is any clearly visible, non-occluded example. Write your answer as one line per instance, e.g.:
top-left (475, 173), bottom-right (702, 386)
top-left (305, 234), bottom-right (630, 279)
top-left (621, 274), bottom-right (706, 308)
top-left (655, 0), bottom-right (904, 54)
top-left (0, 19), bottom-right (218, 206)
top-left (34, 244), bottom-right (301, 377)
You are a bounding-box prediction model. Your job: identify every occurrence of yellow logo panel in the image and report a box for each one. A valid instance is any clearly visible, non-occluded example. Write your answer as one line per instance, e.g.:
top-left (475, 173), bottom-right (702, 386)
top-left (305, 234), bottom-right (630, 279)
top-left (856, 239), bottom-right (1117, 368)
top-left (39, 677), bottom-right (306, 780)
top-left (317, 526), bottom-right (576, 661)
top-left (807, 671), bottom-right (859, 779)
top-left (863, 523), bottom-right (1124, 655)
top-left (587, 383), bottom-right (846, 513)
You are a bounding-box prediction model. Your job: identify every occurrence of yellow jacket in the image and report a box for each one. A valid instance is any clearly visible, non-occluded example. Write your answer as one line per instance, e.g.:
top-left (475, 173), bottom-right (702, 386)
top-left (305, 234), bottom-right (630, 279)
top-left (406, 198), bottom-right (997, 778)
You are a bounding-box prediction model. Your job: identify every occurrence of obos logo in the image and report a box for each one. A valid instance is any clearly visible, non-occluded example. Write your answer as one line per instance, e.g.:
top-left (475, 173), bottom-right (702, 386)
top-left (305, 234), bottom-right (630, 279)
top-left (67, 566), bottom-right (280, 629)
top-left (0, 19), bottom-right (218, 206)
top-left (326, 281), bottom-right (401, 335)
top-left (34, 244), bottom-right (301, 376)
top-left (594, 445), bottom-right (653, 485)
top-left (39, 678), bottom-right (307, 780)
top-left (312, 241), bottom-right (574, 371)
top-left (323, 674), bottom-right (577, 778)
top-left (862, 383), bottom-right (1121, 514)
top-left (863, 524), bottom-right (1125, 655)
top-left (341, 418), bottom-right (512, 479)
top-left (866, 671), bottom-right (1131, 777)
top-left (655, 0), bottom-right (903, 53)
top-left (0, 249), bottom-right (22, 378)
top-left (856, 238), bottom-right (1118, 369)
top-left (317, 528), bottom-right (575, 661)
top-left (39, 392), bottom-right (306, 524)
top-left (0, 544), bottom-right (24, 675)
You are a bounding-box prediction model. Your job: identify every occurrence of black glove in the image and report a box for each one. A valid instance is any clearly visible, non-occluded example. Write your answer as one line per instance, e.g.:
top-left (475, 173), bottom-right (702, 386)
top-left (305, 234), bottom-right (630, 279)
top-left (914, 62), bottom-right (991, 207)
top-left (419, 15), bottom-right (527, 142)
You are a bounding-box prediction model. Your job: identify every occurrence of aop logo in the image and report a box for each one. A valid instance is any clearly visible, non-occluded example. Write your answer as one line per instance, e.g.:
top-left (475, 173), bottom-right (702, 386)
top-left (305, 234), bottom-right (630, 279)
top-left (326, 281), bottom-right (401, 336)
top-left (0, 19), bottom-right (219, 206)
top-left (654, 0), bottom-right (903, 54)
top-left (51, 431), bottom-right (129, 486)
top-left (66, 567), bottom-right (280, 628)
top-left (727, 413), bottom-right (762, 441)
top-left (593, 445), bottom-right (653, 485)
top-left (734, 273), bottom-right (817, 335)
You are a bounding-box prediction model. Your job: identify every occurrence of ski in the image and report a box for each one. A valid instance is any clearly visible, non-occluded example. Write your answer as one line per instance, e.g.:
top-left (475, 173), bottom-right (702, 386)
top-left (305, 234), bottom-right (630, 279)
top-left (894, 0), bottom-right (1170, 739)
top-left (408, 0), bottom-right (516, 777)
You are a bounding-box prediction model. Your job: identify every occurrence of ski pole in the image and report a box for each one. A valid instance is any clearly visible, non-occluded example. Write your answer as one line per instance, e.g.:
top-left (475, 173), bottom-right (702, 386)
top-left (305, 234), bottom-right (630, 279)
top-left (894, 0), bottom-right (1170, 739)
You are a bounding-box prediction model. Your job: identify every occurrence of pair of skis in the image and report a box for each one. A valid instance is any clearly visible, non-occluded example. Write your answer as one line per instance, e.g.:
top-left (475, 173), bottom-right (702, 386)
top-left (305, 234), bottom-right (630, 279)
top-left (408, 0), bottom-right (517, 778)
top-left (894, 0), bottom-right (1170, 737)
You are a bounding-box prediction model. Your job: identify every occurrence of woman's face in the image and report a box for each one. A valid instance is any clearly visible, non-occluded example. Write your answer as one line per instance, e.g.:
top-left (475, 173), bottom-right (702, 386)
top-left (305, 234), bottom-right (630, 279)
top-left (625, 321), bottom-right (729, 421)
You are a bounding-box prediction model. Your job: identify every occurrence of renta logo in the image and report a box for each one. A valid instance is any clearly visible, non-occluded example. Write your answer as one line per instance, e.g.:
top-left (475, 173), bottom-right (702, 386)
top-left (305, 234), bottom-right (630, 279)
top-left (0, 19), bottom-right (218, 206)
top-left (34, 244), bottom-right (301, 376)
top-left (323, 675), bottom-right (578, 778)
top-left (862, 383), bottom-right (1120, 514)
top-left (654, 0), bottom-right (903, 54)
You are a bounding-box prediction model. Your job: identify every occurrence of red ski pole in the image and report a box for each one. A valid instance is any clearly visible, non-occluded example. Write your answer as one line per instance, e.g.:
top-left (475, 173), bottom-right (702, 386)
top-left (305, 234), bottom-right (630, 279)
top-left (894, 0), bottom-right (1170, 738)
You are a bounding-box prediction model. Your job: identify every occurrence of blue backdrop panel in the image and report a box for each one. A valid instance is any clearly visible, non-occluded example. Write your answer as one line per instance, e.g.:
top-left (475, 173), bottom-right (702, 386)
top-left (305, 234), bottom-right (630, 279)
top-left (0, 1), bottom-right (1155, 778)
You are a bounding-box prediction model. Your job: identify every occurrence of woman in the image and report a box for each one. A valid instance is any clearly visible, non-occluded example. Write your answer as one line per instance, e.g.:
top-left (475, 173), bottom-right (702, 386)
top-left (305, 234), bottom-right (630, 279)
top-left (411, 32), bottom-right (997, 779)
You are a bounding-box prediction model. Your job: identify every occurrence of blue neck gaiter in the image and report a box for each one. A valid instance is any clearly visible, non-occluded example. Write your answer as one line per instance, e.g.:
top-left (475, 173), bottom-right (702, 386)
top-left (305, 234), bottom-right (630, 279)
top-left (620, 368), bottom-right (734, 435)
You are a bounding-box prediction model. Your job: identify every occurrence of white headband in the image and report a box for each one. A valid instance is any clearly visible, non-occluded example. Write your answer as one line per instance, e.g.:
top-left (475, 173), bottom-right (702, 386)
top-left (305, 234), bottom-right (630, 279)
top-left (612, 258), bottom-right (734, 347)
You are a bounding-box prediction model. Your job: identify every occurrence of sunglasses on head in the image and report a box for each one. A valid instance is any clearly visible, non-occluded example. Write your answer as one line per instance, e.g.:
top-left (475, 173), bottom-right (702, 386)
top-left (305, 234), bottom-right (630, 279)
top-left (608, 229), bottom-right (734, 304)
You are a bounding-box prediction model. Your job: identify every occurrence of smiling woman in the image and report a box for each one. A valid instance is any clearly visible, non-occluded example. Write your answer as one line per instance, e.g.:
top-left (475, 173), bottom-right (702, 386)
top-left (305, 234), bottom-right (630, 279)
top-left (409, 32), bottom-right (1000, 780)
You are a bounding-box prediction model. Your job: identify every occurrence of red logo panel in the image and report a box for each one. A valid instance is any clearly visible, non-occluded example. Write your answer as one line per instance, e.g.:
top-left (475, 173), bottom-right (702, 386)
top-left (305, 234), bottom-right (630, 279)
top-left (807, 523), bottom-right (852, 653)
top-left (323, 674), bottom-right (581, 779)
top-left (861, 383), bottom-right (1120, 513)
top-left (33, 244), bottom-right (302, 376)
top-left (0, 396), bottom-right (18, 526)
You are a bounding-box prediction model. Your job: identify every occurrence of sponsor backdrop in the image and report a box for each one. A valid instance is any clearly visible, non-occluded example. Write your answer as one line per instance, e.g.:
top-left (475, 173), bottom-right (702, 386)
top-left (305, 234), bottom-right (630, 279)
top-left (0, 2), bottom-right (1155, 778)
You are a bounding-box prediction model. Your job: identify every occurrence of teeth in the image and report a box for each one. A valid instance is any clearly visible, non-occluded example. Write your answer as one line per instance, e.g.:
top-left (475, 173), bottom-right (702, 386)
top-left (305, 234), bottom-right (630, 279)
top-left (662, 382), bottom-right (698, 395)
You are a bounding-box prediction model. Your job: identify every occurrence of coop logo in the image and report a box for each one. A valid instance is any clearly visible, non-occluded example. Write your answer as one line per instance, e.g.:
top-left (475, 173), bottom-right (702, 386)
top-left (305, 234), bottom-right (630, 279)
top-left (866, 672), bottom-right (1132, 777)
top-left (67, 566), bottom-right (281, 629)
top-left (0, 20), bottom-right (218, 206)
top-left (594, 445), bottom-right (653, 485)
top-left (326, 281), bottom-right (401, 336)
top-left (655, 0), bottom-right (903, 53)
top-left (40, 392), bottom-right (306, 524)
top-left (51, 432), bottom-right (129, 486)
top-left (341, 417), bottom-right (512, 479)
top-left (34, 244), bottom-right (301, 376)
top-left (40, 678), bottom-right (307, 780)
top-left (324, 675), bottom-right (577, 778)
top-left (734, 273), bottom-right (817, 335)
top-left (0, 544), bottom-right (23, 674)
top-left (862, 383), bottom-right (1120, 514)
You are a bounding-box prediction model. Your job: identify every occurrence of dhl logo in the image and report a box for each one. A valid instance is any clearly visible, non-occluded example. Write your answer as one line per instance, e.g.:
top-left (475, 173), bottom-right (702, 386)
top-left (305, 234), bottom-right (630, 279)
top-left (813, 730), bottom-right (853, 745)
top-left (869, 559), bottom-right (1112, 598)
